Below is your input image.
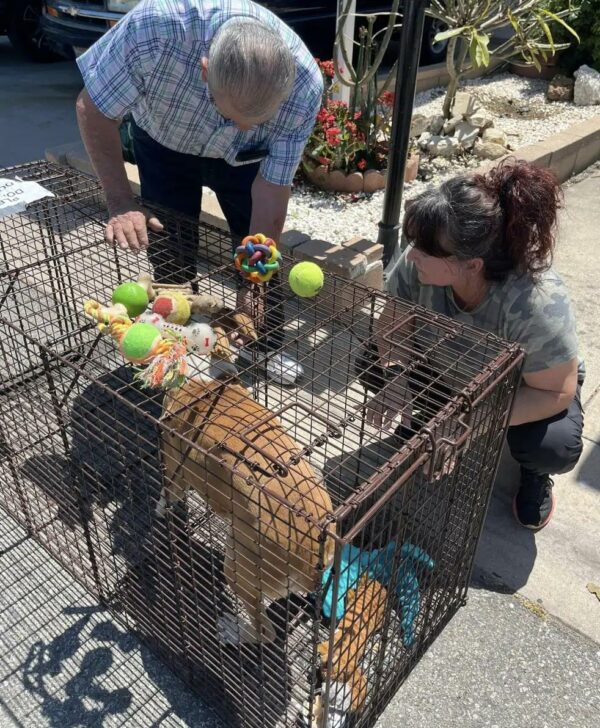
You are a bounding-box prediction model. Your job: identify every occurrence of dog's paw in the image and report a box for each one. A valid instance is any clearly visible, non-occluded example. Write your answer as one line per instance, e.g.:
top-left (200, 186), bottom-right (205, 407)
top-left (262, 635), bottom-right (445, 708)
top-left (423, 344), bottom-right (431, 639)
top-left (155, 494), bottom-right (167, 518)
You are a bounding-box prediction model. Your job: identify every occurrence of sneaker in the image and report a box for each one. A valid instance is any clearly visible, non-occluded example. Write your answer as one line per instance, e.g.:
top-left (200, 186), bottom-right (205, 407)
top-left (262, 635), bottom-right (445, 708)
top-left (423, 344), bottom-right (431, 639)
top-left (236, 348), bottom-right (303, 386)
top-left (512, 469), bottom-right (556, 530)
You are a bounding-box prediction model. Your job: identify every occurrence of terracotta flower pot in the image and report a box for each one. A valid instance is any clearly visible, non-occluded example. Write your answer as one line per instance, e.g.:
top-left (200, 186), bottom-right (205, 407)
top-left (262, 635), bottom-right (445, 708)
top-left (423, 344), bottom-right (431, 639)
top-left (304, 154), bottom-right (420, 193)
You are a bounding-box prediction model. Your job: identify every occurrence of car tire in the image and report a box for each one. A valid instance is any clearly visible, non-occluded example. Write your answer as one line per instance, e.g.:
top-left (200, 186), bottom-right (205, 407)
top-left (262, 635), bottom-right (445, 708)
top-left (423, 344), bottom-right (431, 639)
top-left (420, 16), bottom-right (448, 66)
top-left (8, 0), bottom-right (63, 62)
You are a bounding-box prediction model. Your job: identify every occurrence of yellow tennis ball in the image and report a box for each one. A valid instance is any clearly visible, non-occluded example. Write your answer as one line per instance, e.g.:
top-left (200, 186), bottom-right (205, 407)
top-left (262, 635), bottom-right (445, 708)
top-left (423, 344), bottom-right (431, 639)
top-left (288, 261), bottom-right (324, 298)
top-left (120, 322), bottom-right (162, 364)
top-left (112, 282), bottom-right (149, 318)
top-left (152, 292), bottom-right (191, 325)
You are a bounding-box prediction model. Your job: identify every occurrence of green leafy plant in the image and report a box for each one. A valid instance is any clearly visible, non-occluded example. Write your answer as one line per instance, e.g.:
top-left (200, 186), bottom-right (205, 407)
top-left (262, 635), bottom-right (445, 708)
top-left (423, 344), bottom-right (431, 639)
top-left (548, 0), bottom-right (600, 71)
top-left (429, 0), bottom-right (581, 117)
top-left (302, 0), bottom-right (407, 174)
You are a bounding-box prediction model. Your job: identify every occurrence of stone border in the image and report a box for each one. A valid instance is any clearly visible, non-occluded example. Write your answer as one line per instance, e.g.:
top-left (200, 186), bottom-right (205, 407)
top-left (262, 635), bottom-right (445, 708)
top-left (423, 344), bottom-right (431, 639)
top-left (45, 114), bottom-right (600, 294)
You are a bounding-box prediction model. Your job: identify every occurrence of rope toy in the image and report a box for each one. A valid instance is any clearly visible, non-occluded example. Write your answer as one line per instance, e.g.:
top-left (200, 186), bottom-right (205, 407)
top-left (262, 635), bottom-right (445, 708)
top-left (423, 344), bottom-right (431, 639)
top-left (234, 233), bottom-right (281, 284)
top-left (84, 300), bottom-right (189, 390)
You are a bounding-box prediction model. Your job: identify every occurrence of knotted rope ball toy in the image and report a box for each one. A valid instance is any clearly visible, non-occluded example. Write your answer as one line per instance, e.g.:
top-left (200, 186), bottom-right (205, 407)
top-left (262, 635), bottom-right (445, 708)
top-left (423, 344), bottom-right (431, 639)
top-left (234, 234), bottom-right (281, 284)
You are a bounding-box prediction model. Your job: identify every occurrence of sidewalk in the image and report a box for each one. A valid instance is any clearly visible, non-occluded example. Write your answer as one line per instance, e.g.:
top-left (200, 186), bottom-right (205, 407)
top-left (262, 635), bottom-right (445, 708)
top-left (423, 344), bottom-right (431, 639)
top-left (474, 163), bottom-right (600, 646)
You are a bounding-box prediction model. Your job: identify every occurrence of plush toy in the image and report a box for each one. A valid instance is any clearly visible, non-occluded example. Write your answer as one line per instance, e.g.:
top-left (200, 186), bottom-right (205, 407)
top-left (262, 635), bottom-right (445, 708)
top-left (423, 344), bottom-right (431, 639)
top-left (288, 261), bottom-right (324, 298)
top-left (321, 541), bottom-right (434, 648)
top-left (234, 234), bottom-right (282, 284)
top-left (151, 291), bottom-right (191, 325)
top-left (316, 575), bottom-right (388, 721)
top-left (112, 281), bottom-right (149, 318)
top-left (138, 312), bottom-right (216, 354)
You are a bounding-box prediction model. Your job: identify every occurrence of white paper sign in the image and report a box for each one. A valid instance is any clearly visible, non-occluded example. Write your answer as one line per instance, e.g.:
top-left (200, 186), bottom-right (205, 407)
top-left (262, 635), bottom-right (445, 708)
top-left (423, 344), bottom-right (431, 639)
top-left (0, 177), bottom-right (55, 219)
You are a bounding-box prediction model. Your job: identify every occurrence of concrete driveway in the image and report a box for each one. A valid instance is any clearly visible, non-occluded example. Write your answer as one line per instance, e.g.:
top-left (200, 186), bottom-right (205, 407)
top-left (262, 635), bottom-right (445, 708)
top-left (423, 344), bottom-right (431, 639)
top-left (0, 38), bottom-right (82, 168)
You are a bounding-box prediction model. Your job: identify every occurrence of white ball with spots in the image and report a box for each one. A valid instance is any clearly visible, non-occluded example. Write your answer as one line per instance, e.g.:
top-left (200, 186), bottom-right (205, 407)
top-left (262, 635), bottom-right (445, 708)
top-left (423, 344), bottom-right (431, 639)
top-left (186, 322), bottom-right (216, 353)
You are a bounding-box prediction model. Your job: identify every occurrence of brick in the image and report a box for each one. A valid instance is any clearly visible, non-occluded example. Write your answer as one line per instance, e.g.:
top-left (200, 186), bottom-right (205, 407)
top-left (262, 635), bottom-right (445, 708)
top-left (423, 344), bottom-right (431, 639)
top-left (199, 209), bottom-right (229, 232)
top-left (514, 142), bottom-right (552, 168)
top-left (295, 239), bottom-right (368, 280)
top-left (45, 141), bottom-right (80, 166)
top-left (549, 136), bottom-right (583, 182)
top-left (563, 115), bottom-right (600, 140)
top-left (279, 229), bottom-right (311, 254)
top-left (65, 143), bottom-right (94, 177)
top-left (124, 162), bottom-right (141, 195)
top-left (342, 237), bottom-right (383, 266)
top-left (294, 238), bottom-right (343, 261)
top-left (356, 261), bottom-right (384, 291)
top-left (573, 140), bottom-right (600, 176)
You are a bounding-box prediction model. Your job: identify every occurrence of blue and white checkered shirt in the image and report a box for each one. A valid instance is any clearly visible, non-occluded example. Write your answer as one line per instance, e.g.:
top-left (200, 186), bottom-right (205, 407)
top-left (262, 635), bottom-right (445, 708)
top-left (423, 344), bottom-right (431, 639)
top-left (77, 0), bottom-right (323, 186)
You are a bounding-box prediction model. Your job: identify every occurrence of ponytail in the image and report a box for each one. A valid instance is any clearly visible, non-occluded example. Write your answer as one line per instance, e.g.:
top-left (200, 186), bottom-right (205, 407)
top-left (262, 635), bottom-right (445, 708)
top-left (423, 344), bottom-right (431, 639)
top-left (473, 159), bottom-right (562, 278)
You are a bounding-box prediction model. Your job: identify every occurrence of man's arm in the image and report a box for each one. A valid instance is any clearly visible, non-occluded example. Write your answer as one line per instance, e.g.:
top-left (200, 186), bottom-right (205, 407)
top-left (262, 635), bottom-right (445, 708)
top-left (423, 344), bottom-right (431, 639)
top-left (76, 90), bottom-right (132, 211)
top-left (76, 90), bottom-right (163, 251)
top-left (248, 174), bottom-right (291, 242)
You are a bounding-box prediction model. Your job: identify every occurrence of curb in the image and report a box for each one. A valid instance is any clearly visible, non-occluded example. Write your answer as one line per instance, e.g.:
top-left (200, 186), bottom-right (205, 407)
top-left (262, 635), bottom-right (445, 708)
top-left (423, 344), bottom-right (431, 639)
top-left (473, 116), bottom-right (600, 181)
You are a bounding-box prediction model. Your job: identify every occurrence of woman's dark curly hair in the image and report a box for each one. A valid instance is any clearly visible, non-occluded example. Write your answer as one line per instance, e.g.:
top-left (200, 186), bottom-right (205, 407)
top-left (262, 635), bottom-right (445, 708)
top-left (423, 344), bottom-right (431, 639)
top-left (402, 159), bottom-right (563, 281)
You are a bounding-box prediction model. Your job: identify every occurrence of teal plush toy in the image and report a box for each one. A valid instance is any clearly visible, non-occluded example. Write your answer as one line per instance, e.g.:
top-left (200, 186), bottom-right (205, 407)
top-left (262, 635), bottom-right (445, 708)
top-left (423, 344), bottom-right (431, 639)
top-left (321, 542), bottom-right (434, 647)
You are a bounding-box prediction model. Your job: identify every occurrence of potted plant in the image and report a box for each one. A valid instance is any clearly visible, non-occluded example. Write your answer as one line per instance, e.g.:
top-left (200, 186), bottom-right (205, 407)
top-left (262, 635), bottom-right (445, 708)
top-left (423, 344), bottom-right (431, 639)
top-left (303, 59), bottom-right (420, 193)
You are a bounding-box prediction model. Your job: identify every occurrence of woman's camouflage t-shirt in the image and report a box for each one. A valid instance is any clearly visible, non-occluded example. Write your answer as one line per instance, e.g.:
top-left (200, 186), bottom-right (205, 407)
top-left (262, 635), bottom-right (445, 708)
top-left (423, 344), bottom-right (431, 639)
top-left (388, 248), bottom-right (581, 376)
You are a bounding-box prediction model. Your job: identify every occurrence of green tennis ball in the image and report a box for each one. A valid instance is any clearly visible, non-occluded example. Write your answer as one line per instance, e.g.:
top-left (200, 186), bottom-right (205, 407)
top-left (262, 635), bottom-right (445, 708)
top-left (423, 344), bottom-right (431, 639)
top-left (120, 322), bottom-right (161, 364)
top-left (288, 261), bottom-right (324, 298)
top-left (112, 282), bottom-right (149, 318)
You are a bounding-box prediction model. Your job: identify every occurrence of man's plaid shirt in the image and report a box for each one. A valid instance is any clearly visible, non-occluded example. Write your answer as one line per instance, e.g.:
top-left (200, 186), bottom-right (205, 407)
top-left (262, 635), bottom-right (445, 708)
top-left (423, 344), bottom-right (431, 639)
top-left (77, 0), bottom-right (323, 186)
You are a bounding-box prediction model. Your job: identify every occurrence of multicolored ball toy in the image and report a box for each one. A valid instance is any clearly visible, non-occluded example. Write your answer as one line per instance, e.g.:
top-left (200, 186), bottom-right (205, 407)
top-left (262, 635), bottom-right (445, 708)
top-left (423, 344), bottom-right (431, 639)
top-left (234, 234), bottom-right (281, 284)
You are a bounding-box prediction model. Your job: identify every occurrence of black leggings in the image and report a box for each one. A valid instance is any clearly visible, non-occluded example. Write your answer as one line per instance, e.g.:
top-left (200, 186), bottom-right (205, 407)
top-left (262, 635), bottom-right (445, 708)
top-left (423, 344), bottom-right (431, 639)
top-left (356, 344), bottom-right (584, 477)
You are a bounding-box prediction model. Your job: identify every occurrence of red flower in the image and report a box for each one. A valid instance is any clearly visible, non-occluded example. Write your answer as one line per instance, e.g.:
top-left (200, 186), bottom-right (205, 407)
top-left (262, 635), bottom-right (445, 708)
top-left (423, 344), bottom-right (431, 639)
top-left (326, 127), bottom-right (341, 146)
top-left (345, 121), bottom-right (357, 135)
top-left (318, 156), bottom-right (331, 166)
top-left (318, 60), bottom-right (335, 78)
top-left (379, 91), bottom-right (395, 107)
top-left (357, 159), bottom-right (367, 171)
top-left (316, 107), bottom-right (329, 124)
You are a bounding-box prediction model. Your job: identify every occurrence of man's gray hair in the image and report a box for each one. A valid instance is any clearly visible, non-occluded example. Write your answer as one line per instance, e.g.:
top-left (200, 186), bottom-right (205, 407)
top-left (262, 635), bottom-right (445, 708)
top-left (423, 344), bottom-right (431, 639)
top-left (208, 18), bottom-right (296, 120)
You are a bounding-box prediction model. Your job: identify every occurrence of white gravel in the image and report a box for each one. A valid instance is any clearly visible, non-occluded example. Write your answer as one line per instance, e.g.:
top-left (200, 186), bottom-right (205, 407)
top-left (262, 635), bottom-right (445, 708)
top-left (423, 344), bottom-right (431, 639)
top-left (287, 73), bottom-right (600, 245)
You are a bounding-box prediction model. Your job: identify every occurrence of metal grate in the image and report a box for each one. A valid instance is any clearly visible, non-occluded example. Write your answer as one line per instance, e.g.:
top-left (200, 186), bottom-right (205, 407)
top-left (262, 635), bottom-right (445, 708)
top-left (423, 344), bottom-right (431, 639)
top-left (0, 161), bottom-right (524, 728)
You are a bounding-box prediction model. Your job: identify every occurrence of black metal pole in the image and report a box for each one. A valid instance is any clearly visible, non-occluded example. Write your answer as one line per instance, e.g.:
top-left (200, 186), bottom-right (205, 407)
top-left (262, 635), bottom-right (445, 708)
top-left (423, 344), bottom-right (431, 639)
top-left (377, 0), bottom-right (428, 268)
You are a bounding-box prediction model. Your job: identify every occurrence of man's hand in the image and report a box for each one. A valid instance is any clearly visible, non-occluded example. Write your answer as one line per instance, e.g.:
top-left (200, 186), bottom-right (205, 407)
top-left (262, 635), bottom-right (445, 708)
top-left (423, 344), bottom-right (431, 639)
top-left (106, 201), bottom-right (164, 252)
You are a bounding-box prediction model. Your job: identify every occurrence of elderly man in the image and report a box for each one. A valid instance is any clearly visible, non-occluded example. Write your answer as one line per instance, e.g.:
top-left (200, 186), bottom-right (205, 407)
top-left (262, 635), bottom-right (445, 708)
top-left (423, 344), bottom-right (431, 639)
top-left (76, 0), bottom-right (323, 380)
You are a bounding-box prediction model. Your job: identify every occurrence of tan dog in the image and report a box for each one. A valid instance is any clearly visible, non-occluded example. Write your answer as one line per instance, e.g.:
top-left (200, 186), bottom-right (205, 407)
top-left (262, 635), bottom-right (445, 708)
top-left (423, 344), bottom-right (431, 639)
top-left (158, 371), bottom-right (337, 645)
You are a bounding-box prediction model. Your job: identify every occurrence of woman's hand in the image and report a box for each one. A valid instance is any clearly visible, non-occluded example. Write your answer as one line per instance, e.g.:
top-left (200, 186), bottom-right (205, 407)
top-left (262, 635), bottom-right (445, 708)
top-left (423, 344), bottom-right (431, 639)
top-left (365, 376), bottom-right (413, 431)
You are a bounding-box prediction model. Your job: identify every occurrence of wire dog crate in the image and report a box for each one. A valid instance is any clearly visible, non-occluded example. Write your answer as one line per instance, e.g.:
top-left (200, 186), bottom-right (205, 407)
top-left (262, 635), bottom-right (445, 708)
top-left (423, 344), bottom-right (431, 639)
top-left (0, 161), bottom-right (523, 728)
